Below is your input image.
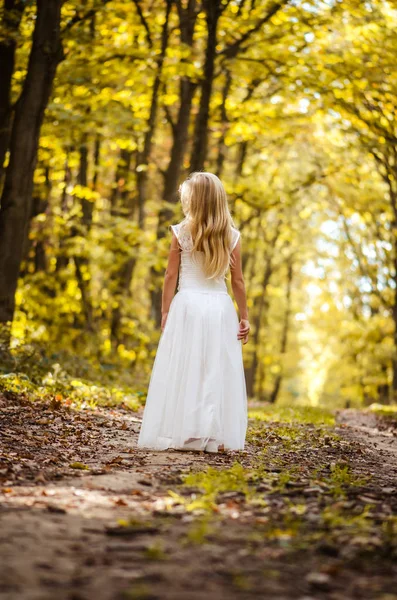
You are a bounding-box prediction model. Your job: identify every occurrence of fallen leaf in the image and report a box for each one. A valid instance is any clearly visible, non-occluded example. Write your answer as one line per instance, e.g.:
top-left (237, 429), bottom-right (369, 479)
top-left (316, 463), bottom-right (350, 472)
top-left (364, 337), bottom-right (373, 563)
top-left (114, 498), bottom-right (128, 506)
top-left (69, 462), bottom-right (90, 470)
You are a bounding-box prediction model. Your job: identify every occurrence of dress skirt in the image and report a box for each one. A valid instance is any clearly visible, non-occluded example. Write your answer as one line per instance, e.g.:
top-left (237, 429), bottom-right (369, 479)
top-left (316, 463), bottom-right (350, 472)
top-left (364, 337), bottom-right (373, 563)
top-left (137, 289), bottom-right (248, 451)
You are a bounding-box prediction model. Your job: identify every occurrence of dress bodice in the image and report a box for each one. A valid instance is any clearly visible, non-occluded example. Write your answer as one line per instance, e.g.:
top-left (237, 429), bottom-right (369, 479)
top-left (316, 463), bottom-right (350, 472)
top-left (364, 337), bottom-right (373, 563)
top-left (171, 220), bottom-right (240, 294)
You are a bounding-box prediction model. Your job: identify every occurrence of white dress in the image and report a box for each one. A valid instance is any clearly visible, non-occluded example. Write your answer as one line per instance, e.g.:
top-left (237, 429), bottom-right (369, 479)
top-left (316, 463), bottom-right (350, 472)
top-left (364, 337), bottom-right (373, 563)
top-left (137, 219), bottom-right (248, 452)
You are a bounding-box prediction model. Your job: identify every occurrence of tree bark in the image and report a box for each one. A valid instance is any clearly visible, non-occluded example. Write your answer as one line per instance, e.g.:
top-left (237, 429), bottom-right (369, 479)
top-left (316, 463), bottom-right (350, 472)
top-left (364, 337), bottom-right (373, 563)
top-left (135, 0), bottom-right (172, 228)
top-left (33, 165), bottom-right (51, 274)
top-left (110, 257), bottom-right (137, 346)
top-left (150, 0), bottom-right (199, 325)
top-left (92, 135), bottom-right (101, 191)
top-left (73, 135), bottom-right (95, 331)
top-left (233, 80), bottom-right (262, 184)
top-left (0, 0), bottom-right (25, 178)
top-left (107, 0), bottom-right (173, 340)
top-left (189, 0), bottom-right (222, 172)
top-left (245, 255), bottom-right (273, 398)
top-left (111, 148), bottom-right (133, 216)
top-left (159, 0), bottom-right (198, 214)
top-left (391, 215), bottom-right (397, 401)
top-left (245, 223), bottom-right (281, 397)
top-left (269, 257), bottom-right (293, 404)
top-left (215, 69), bottom-right (232, 178)
top-left (150, 78), bottom-right (198, 324)
top-left (109, 147), bottom-right (137, 343)
top-left (56, 147), bottom-right (73, 273)
top-left (371, 148), bottom-right (397, 401)
top-left (0, 0), bottom-right (64, 324)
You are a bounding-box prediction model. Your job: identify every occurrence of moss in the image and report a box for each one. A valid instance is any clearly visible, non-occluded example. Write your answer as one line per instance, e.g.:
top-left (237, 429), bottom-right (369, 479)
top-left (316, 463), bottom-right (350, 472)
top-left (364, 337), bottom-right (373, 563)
top-left (231, 570), bottom-right (252, 591)
top-left (121, 585), bottom-right (156, 600)
top-left (184, 517), bottom-right (212, 545)
top-left (143, 542), bottom-right (166, 561)
top-left (321, 504), bottom-right (374, 533)
top-left (323, 463), bottom-right (368, 497)
top-left (182, 463), bottom-right (250, 511)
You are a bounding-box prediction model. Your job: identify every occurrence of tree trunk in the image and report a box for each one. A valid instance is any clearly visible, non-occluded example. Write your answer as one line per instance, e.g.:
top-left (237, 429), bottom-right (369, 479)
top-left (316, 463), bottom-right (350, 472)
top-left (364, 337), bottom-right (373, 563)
top-left (391, 220), bottom-right (397, 400)
top-left (150, 0), bottom-right (199, 325)
top-left (0, 0), bottom-right (25, 178)
top-left (56, 147), bottom-right (73, 273)
top-left (0, 0), bottom-right (64, 324)
top-left (370, 148), bottom-right (397, 401)
top-left (92, 135), bottom-right (101, 191)
top-left (215, 69), bottom-right (232, 178)
top-left (73, 136), bottom-right (95, 331)
top-left (189, 0), bottom-right (222, 172)
top-left (245, 223), bottom-right (281, 397)
top-left (109, 147), bottom-right (137, 343)
top-left (245, 256), bottom-right (273, 398)
top-left (79, 134), bottom-right (93, 227)
top-left (34, 165), bottom-right (51, 273)
top-left (106, 0), bottom-right (173, 340)
top-left (110, 257), bottom-right (137, 346)
top-left (135, 0), bottom-right (172, 228)
top-left (160, 79), bottom-right (197, 218)
top-left (269, 257), bottom-right (293, 404)
top-left (159, 0), bottom-right (198, 213)
top-left (150, 77), bottom-right (198, 326)
top-left (111, 148), bottom-right (133, 216)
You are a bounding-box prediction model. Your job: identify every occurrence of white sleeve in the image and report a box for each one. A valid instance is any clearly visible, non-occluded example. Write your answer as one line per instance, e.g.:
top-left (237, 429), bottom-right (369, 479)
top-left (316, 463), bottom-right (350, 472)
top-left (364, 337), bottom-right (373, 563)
top-left (170, 224), bottom-right (180, 240)
top-left (231, 228), bottom-right (241, 251)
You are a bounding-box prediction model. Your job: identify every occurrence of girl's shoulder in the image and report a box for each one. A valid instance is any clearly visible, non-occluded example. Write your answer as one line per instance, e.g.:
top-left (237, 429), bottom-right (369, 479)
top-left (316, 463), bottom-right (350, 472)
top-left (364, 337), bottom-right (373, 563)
top-left (170, 219), bottom-right (193, 251)
top-left (170, 218), bottom-right (188, 236)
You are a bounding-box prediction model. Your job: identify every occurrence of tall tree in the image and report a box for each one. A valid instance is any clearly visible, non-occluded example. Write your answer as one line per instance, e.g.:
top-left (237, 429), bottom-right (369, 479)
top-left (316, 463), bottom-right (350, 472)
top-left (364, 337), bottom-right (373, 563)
top-left (0, 0), bottom-right (64, 325)
top-left (189, 0), bottom-right (223, 172)
top-left (0, 0), bottom-right (25, 176)
top-left (135, 0), bottom-right (173, 228)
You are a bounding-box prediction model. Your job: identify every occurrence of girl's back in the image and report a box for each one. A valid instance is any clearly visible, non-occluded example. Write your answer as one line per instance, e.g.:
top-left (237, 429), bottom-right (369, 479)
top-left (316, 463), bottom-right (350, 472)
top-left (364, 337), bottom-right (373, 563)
top-left (171, 218), bottom-right (240, 294)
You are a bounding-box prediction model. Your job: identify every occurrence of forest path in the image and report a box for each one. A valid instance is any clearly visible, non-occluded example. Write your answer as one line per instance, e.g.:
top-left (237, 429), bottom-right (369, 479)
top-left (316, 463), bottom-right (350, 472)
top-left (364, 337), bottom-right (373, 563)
top-left (336, 409), bottom-right (397, 483)
top-left (1, 394), bottom-right (397, 600)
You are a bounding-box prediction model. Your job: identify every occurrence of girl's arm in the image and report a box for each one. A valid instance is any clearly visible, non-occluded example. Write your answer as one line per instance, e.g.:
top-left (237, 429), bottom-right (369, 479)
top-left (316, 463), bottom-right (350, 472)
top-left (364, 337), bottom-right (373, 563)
top-left (230, 239), bottom-right (250, 344)
top-left (161, 233), bottom-right (181, 330)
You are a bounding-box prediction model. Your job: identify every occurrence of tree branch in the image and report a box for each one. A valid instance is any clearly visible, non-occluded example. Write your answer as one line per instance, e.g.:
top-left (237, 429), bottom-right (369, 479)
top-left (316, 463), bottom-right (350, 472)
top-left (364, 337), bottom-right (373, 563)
top-left (163, 104), bottom-right (177, 138)
top-left (219, 0), bottom-right (289, 59)
top-left (131, 0), bottom-right (153, 48)
top-left (63, 0), bottom-right (112, 34)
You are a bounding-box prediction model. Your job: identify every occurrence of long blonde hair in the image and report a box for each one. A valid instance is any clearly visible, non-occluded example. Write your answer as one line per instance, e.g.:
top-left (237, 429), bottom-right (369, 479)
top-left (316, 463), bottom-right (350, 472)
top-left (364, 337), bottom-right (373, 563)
top-left (180, 172), bottom-right (235, 279)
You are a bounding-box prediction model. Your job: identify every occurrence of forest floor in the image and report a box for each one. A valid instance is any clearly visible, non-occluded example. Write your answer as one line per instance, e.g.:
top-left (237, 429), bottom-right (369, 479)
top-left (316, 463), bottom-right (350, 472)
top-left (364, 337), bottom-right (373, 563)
top-left (1, 392), bottom-right (397, 600)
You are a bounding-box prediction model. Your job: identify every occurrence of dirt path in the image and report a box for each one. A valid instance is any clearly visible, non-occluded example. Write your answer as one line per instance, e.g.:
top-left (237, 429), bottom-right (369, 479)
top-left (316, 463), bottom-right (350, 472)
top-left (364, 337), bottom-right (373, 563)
top-left (1, 395), bottom-right (397, 600)
top-left (337, 409), bottom-right (397, 480)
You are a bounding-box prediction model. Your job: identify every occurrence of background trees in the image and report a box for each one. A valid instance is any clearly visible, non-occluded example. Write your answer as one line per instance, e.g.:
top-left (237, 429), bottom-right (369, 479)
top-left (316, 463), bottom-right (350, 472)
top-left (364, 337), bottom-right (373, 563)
top-left (1, 0), bottom-right (396, 407)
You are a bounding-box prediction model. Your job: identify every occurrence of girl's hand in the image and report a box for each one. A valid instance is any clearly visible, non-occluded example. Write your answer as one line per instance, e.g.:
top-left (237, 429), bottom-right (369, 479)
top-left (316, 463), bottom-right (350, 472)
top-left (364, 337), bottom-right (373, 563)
top-left (238, 319), bottom-right (250, 344)
top-left (161, 312), bottom-right (168, 331)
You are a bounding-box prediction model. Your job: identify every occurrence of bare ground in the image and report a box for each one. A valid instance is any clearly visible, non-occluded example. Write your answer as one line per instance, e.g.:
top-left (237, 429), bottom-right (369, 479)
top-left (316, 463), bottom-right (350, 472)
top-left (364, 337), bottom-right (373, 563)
top-left (1, 393), bottom-right (397, 600)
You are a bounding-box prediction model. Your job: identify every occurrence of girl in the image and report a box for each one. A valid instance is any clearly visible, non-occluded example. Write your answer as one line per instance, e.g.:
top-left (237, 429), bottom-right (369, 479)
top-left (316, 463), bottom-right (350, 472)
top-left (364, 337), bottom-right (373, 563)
top-left (137, 172), bottom-right (249, 453)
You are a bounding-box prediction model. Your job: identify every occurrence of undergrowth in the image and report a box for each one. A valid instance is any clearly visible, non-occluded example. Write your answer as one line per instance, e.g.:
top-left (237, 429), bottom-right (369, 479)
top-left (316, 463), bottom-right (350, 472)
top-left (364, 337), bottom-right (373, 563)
top-left (0, 342), bottom-right (145, 411)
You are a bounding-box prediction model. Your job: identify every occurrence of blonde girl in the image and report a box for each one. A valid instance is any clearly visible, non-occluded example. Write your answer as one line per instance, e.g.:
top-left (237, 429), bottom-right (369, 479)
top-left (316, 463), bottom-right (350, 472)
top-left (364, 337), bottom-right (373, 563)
top-left (138, 172), bottom-right (249, 453)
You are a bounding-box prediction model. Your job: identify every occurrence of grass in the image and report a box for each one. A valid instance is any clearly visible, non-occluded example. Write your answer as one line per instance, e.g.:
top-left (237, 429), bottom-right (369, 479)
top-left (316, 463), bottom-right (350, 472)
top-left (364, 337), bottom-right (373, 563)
top-left (368, 403), bottom-right (397, 421)
top-left (248, 404), bottom-right (335, 426)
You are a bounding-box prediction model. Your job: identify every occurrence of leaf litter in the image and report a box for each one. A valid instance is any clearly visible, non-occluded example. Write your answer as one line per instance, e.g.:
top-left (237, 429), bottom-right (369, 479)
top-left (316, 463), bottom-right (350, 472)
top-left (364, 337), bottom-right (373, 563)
top-left (1, 392), bottom-right (397, 599)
